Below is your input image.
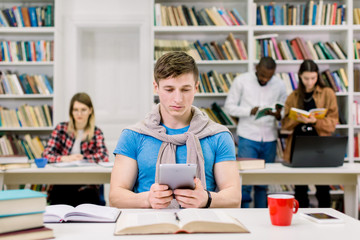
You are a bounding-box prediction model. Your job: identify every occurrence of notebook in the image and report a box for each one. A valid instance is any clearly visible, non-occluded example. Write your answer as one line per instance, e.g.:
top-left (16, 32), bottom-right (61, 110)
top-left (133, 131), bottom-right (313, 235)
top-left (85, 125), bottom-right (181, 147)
top-left (282, 136), bottom-right (347, 167)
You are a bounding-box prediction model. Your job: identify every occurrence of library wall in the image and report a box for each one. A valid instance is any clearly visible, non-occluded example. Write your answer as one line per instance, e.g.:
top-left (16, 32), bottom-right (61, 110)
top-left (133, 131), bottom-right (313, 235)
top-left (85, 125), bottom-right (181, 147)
top-left (55, 0), bottom-right (153, 157)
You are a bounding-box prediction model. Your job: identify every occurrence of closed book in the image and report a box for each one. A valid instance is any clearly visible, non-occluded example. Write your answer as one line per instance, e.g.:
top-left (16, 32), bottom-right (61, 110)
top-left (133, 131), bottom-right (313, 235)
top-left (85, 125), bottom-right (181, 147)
top-left (44, 204), bottom-right (120, 223)
top-left (27, 7), bottom-right (37, 27)
top-left (0, 189), bottom-right (46, 218)
top-left (0, 213), bottom-right (44, 234)
top-left (0, 162), bottom-right (31, 170)
top-left (0, 155), bottom-right (28, 164)
top-left (0, 226), bottom-right (54, 240)
top-left (237, 158), bottom-right (265, 170)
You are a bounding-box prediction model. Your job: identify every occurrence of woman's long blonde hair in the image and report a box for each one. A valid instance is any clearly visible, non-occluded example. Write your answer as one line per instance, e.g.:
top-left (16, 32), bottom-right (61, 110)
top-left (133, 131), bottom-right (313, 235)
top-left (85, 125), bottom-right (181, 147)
top-left (67, 92), bottom-right (95, 141)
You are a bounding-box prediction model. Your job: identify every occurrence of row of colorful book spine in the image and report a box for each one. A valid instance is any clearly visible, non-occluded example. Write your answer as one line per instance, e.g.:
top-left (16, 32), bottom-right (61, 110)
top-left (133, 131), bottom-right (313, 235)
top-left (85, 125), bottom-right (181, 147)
top-left (255, 35), bottom-right (347, 61)
top-left (0, 5), bottom-right (53, 27)
top-left (154, 4), bottom-right (246, 27)
top-left (0, 134), bottom-right (46, 159)
top-left (0, 71), bottom-right (53, 95)
top-left (198, 71), bottom-right (239, 94)
top-left (255, 1), bottom-right (345, 26)
top-left (0, 40), bottom-right (54, 62)
top-left (276, 68), bottom-right (348, 94)
top-left (155, 33), bottom-right (248, 61)
top-left (0, 104), bottom-right (53, 128)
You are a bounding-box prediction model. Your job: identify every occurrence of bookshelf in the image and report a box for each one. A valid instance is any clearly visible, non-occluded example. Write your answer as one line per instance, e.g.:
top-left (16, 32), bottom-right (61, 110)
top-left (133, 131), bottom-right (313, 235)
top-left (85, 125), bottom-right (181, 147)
top-left (150, 0), bottom-right (360, 163)
top-left (0, 0), bottom-right (55, 159)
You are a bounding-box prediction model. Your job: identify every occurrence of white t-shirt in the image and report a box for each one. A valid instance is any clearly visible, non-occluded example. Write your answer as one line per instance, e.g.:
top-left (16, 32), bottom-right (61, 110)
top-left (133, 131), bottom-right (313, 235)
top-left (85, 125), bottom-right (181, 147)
top-left (224, 72), bottom-right (287, 142)
top-left (70, 130), bottom-right (84, 154)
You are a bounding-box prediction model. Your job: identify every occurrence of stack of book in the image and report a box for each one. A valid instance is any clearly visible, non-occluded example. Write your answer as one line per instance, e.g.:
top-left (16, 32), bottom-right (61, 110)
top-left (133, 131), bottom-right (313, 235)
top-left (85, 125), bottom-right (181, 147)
top-left (0, 189), bottom-right (54, 239)
top-left (198, 71), bottom-right (239, 94)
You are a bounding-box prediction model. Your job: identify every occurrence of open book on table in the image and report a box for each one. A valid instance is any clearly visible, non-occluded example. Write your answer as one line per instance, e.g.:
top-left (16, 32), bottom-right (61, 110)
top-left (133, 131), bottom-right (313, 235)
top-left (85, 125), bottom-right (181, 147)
top-left (44, 204), bottom-right (121, 223)
top-left (114, 209), bottom-right (249, 235)
top-left (255, 103), bottom-right (284, 120)
top-left (288, 107), bottom-right (328, 122)
top-left (51, 160), bottom-right (97, 167)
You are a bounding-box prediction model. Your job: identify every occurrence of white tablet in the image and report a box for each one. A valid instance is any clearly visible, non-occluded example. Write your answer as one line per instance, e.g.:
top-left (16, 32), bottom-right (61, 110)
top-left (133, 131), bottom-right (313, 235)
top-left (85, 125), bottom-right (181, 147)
top-left (300, 212), bottom-right (344, 224)
top-left (158, 164), bottom-right (196, 190)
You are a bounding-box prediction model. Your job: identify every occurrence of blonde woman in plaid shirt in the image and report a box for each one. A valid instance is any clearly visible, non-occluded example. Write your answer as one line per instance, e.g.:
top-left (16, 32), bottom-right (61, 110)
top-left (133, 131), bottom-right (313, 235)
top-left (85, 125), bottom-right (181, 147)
top-left (43, 92), bottom-right (109, 206)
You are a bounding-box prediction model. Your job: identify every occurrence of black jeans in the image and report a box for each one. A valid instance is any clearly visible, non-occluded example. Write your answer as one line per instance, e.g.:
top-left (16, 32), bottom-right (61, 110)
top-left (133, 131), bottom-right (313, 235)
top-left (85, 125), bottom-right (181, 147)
top-left (295, 185), bottom-right (331, 207)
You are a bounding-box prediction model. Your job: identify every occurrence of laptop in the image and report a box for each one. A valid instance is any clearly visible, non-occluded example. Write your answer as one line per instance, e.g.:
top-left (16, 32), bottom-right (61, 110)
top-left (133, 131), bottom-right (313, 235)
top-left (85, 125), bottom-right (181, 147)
top-left (282, 136), bottom-right (347, 167)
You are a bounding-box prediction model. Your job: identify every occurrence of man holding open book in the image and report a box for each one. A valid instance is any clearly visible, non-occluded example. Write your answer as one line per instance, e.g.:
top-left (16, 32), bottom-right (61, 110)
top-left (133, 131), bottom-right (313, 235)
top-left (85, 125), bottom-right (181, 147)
top-left (224, 57), bottom-right (287, 208)
top-left (110, 52), bottom-right (240, 209)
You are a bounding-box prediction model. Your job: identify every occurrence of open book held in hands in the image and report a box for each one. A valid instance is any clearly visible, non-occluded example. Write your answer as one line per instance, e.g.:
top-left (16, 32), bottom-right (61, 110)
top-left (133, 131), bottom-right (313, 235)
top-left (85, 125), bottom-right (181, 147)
top-left (255, 103), bottom-right (284, 120)
top-left (114, 209), bottom-right (249, 235)
top-left (237, 158), bottom-right (265, 170)
top-left (44, 204), bottom-right (121, 223)
top-left (288, 107), bottom-right (328, 122)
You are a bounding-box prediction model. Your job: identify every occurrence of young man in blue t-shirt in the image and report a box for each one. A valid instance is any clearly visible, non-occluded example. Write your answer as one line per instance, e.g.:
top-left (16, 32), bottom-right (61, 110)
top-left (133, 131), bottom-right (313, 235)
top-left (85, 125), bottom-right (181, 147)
top-left (110, 52), bottom-right (240, 209)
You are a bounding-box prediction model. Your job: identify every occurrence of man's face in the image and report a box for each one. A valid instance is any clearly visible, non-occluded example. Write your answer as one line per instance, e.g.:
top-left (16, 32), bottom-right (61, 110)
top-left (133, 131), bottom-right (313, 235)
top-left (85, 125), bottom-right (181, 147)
top-left (256, 65), bottom-right (275, 86)
top-left (154, 73), bottom-right (198, 121)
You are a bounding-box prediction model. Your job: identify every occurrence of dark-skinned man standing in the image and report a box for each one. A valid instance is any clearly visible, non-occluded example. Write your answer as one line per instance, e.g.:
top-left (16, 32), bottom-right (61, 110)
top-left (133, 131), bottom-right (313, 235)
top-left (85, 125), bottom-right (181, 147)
top-left (224, 57), bottom-right (287, 208)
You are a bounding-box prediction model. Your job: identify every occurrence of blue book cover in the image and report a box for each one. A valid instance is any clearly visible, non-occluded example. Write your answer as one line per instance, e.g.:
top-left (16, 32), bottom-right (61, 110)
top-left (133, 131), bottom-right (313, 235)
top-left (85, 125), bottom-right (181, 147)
top-left (256, 7), bottom-right (261, 25)
top-left (263, 39), bottom-right (268, 57)
top-left (0, 189), bottom-right (46, 201)
top-left (312, 4), bottom-right (317, 25)
top-left (42, 74), bottom-right (53, 94)
top-left (267, 5), bottom-right (273, 25)
top-left (232, 8), bottom-right (246, 25)
top-left (28, 7), bottom-right (38, 27)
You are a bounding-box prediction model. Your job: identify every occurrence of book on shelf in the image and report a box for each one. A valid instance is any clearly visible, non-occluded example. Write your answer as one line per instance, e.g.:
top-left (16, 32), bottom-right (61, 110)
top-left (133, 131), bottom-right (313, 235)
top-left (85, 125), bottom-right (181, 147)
top-left (154, 4), bottom-right (246, 26)
top-left (237, 158), bottom-right (265, 170)
top-left (114, 209), bottom-right (249, 235)
top-left (255, 103), bottom-right (284, 120)
top-left (288, 107), bottom-right (327, 122)
top-left (0, 226), bottom-right (54, 240)
top-left (44, 204), bottom-right (121, 223)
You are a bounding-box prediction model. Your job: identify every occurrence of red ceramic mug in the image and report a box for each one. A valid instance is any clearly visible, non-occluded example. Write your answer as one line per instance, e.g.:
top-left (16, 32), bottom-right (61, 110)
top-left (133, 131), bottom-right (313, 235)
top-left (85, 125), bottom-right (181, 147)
top-left (268, 194), bottom-right (299, 226)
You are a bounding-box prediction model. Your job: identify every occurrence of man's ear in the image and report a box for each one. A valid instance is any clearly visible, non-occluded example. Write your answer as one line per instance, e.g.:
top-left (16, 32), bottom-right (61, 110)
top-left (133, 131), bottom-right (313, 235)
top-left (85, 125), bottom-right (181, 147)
top-left (153, 80), bottom-right (159, 92)
top-left (195, 81), bottom-right (199, 92)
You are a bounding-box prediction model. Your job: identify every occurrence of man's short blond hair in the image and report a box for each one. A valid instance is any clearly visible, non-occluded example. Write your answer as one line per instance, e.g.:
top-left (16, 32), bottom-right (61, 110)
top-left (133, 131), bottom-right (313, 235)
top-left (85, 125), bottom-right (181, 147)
top-left (154, 52), bottom-right (199, 84)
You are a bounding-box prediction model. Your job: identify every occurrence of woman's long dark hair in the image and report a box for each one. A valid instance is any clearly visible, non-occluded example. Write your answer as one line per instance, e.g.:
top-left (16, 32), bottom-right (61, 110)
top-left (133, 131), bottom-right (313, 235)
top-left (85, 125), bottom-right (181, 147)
top-left (297, 59), bottom-right (326, 108)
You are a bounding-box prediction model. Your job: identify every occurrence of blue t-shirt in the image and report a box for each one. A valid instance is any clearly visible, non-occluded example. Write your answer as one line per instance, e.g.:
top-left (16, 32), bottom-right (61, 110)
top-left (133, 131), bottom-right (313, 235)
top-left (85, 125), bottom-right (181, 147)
top-left (113, 125), bottom-right (236, 193)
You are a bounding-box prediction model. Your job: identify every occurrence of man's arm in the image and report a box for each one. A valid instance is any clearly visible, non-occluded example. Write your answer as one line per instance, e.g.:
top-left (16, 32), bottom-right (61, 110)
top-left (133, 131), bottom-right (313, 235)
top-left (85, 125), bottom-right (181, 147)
top-left (210, 160), bottom-right (241, 208)
top-left (224, 77), bottom-right (253, 117)
top-left (109, 154), bottom-right (173, 208)
top-left (109, 154), bottom-right (149, 208)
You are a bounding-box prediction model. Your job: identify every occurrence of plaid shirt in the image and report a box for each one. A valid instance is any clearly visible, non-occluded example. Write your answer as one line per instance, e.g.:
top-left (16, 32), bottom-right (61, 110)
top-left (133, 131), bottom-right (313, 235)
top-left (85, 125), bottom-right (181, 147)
top-left (42, 122), bottom-right (109, 163)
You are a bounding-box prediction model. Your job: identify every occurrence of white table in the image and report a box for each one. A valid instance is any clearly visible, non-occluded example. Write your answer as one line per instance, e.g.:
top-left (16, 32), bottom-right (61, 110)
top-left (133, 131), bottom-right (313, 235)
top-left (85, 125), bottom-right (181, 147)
top-left (240, 163), bottom-right (360, 219)
top-left (46, 208), bottom-right (360, 240)
top-left (1, 163), bottom-right (360, 218)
